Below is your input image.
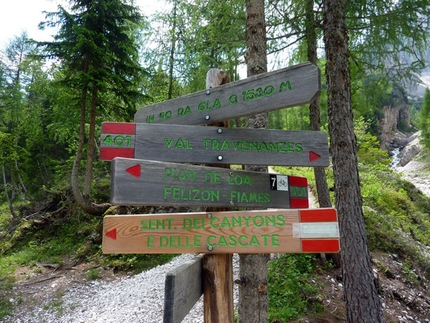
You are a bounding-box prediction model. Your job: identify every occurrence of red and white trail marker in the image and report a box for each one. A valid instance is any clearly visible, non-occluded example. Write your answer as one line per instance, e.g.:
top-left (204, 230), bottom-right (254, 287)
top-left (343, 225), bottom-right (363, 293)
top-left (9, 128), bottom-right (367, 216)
top-left (100, 122), bottom-right (329, 167)
top-left (102, 208), bottom-right (340, 254)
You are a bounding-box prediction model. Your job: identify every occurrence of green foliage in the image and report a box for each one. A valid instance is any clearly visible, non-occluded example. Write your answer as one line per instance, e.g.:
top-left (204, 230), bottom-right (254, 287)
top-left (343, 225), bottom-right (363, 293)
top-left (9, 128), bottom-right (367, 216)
top-left (145, 0), bottom-right (245, 97)
top-left (268, 254), bottom-right (323, 321)
top-left (0, 133), bottom-right (18, 165)
top-left (268, 106), bottom-right (310, 130)
top-left (420, 88), bottom-right (430, 150)
top-left (360, 164), bottom-right (430, 270)
top-left (86, 268), bottom-right (100, 281)
top-left (354, 116), bottom-right (390, 166)
top-left (347, 0), bottom-right (429, 83)
top-left (409, 95), bottom-right (423, 128)
top-left (36, 0), bottom-right (147, 212)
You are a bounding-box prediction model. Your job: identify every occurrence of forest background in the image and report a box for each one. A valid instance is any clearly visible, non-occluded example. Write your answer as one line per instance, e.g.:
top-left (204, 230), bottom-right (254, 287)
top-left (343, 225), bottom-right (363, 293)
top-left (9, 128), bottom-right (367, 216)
top-left (1, 0), bottom-right (430, 322)
top-left (0, 0), bottom-right (428, 214)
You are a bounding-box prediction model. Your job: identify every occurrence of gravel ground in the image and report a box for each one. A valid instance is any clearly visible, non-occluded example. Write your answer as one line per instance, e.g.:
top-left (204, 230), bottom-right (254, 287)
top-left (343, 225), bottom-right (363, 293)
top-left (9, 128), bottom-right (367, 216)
top-left (6, 254), bottom-right (240, 323)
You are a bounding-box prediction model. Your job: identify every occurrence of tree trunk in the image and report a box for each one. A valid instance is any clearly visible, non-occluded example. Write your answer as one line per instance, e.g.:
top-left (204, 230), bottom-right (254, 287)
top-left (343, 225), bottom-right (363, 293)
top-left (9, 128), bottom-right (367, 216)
top-left (3, 165), bottom-right (16, 219)
top-left (306, 0), bottom-right (332, 209)
top-left (71, 86), bottom-right (110, 216)
top-left (168, 1), bottom-right (178, 100)
top-left (84, 85), bottom-right (98, 197)
top-left (323, 0), bottom-right (384, 322)
top-left (238, 1), bottom-right (270, 322)
top-left (14, 159), bottom-right (27, 195)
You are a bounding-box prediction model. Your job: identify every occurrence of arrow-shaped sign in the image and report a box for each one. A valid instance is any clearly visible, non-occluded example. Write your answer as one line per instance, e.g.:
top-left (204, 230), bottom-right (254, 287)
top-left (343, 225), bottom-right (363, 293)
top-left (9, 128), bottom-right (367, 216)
top-left (134, 62), bottom-right (320, 126)
top-left (110, 158), bottom-right (309, 209)
top-left (102, 208), bottom-right (340, 254)
top-left (100, 123), bottom-right (330, 167)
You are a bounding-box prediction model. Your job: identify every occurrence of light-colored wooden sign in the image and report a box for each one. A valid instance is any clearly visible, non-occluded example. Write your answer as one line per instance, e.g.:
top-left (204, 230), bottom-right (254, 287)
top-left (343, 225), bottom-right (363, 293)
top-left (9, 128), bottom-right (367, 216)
top-left (100, 122), bottom-right (329, 167)
top-left (110, 158), bottom-right (309, 208)
top-left (134, 62), bottom-right (320, 125)
top-left (164, 255), bottom-right (203, 323)
top-left (102, 208), bottom-right (340, 254)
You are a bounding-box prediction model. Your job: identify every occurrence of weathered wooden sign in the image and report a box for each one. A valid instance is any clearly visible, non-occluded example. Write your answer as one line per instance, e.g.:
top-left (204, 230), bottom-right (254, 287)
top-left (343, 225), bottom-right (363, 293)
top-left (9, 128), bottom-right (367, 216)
top-left (110, 158), bottom-right (309, 208)
top-left (164, 255), bottom-right (203, 323)
top-left (100, 122), bottom-right (329, 167)
top-left (134, 62), bottom-right (320, 126)
top-left (102, 208), bottom-right (340, 254)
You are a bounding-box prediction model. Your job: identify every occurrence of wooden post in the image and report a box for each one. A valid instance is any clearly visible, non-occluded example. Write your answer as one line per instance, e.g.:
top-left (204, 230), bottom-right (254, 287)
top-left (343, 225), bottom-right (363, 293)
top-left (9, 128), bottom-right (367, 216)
top-left (203, 254), bottom-right (233, 322)
top-left (203, 68), bottom-right (234, 323)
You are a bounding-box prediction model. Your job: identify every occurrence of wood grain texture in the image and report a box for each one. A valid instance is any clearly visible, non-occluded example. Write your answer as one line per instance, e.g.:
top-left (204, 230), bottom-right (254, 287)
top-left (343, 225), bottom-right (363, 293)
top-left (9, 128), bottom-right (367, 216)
top-left (163, 255), bottom-right (203, 323)
top-left (110, 158), bottom-right (308, 208)
top-left (100, 123), bottom-right (329, 166)
top-left (134, 62), bottom-right (320, 126)
top-left (101, 209), bottom-right (339, 254)
top-left (203, 254), bottom-right (233, 323)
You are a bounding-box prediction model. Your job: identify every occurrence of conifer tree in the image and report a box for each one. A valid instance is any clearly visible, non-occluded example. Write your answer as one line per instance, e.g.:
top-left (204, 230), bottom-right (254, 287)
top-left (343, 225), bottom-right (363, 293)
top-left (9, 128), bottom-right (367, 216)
top-left (38, 0), bottom-right (144, 215)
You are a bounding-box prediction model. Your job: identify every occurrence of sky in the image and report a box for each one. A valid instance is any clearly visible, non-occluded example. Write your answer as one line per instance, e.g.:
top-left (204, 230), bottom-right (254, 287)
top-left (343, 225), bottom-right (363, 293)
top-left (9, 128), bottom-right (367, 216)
top-left (0, 0), bottom-right (162, 49)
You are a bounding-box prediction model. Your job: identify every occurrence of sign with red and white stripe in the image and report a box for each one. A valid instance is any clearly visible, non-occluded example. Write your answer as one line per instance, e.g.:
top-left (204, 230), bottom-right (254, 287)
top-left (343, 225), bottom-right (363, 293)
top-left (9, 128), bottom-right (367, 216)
top-left (110, 158), bottom-right (309, 209)
top-left (102, 208), bottom-right (340, 254)
top-left (100, 122), bottom-right (136, 160)
top-left (99, 122), bottom-right (329, 167)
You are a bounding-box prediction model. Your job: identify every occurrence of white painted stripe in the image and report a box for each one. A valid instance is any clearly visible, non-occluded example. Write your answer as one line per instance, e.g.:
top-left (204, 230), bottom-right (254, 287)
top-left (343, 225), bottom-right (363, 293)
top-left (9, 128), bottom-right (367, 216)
top-left (293, 222), bottom-right (339, 238)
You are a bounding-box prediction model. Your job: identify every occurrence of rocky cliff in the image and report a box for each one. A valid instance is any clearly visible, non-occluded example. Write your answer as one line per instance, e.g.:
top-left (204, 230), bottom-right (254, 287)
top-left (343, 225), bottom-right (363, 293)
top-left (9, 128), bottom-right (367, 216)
top-left (379, 104), bottom-right (411, 150)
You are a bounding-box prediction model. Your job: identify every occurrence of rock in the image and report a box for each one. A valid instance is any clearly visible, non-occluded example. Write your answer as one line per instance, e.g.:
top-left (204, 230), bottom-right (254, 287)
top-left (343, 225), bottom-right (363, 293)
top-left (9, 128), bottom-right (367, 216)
top-left (389, 131), bottom-right (410, 151)
top-left (398, 133), bottom-right (422, 167)
top-left (380, 103), bottom-right (411, 150)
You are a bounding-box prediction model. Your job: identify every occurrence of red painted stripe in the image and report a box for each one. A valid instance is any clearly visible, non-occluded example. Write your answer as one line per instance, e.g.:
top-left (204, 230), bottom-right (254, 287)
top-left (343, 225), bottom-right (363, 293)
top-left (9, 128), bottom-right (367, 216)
top-left (102, 122), bottom-right (136, 134)
top-left (100, 148), bottom-right (135, 160)
top-left (300, 208), bottom-right (337, 222)
top-left (290, 198), bottom-right (309, 209)
top-left (302, 239), bottom-right (340, 253)
top-left (288, 176), bottom-right (307, 187)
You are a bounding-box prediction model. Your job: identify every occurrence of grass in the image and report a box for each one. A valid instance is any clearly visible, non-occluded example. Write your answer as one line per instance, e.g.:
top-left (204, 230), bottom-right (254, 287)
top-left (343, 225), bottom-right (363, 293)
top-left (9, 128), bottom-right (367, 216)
top-left (268, 159), bottom-right (430, 320)
top-left (0, 202), bottom-right (176, 320)
top-left (268, 254), bottom-right (324, 321)
top-left (359, 164), bottom-right (430, 267)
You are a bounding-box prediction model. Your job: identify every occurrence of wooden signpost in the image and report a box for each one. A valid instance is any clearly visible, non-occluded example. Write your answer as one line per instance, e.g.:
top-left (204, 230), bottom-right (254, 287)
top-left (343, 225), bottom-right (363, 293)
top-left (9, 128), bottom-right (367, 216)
top-left (133, 62), bottom-right (320, 126)
top-left (110, 157), bottom-right (309, 208)
top-left (102, 208), bottom-right (340, 254)
top-left (100, 63), bottom-right (337, 323)
top-left (100, 122), bottom-right (330, 167)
